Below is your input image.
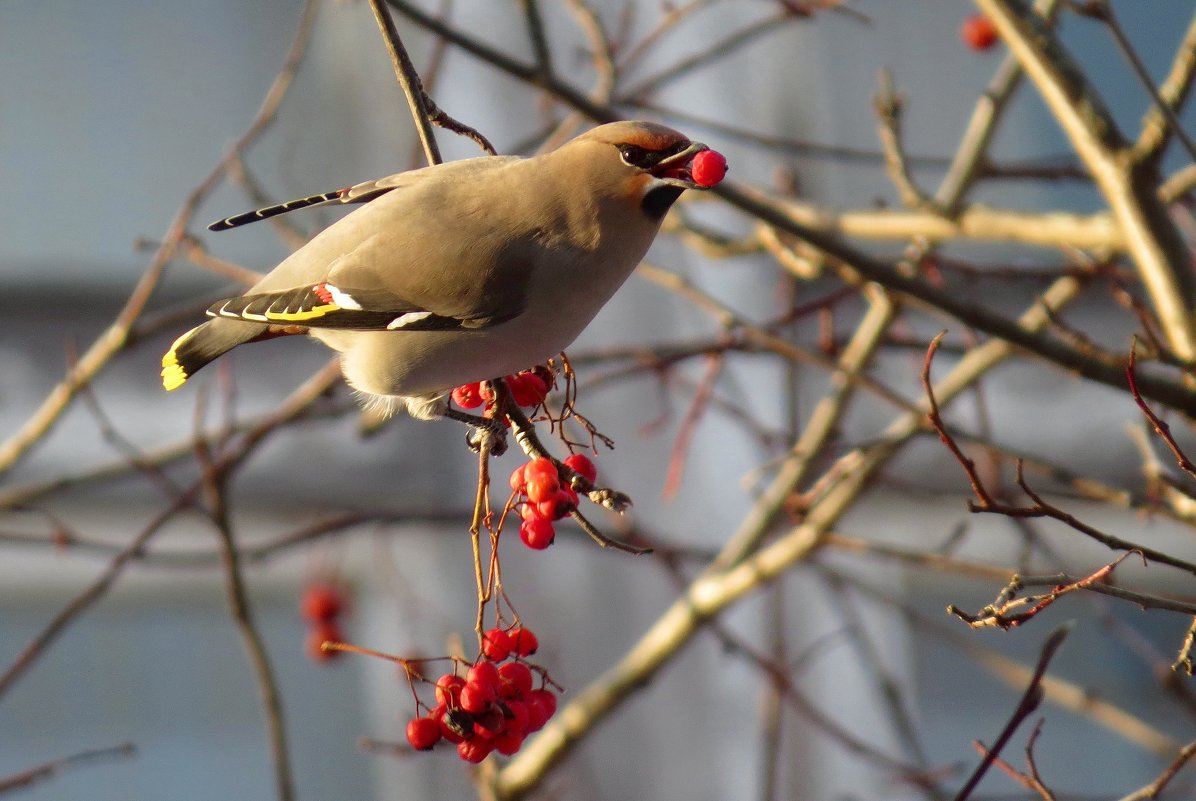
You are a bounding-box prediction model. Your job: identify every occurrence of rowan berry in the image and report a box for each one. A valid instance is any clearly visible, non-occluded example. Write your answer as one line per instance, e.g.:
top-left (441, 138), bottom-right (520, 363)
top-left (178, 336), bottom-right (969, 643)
top-left (508, 371), bottom-right (549, 407)
top-left (526, 474), bottom-right (559, 504)
top-left (472, 708), bottom-right (506, 739)
top-left (451, 382), bottom-right (486, 409)
top-left (494, 732), bottom-right (525, 756)
top-left (457, 738), bottom-right (494, 763)
top-left (691, 149), bottom-right (728, 187)
top-left (526, 689), bottom-right (557, 731)
top-left (536, 487), bottom-right (578, 521)
top-left (509, 627), bottom-right (539, 657)
top-left (435, 673), bottom-right (466, 707)
top-left (563, 453), bottom-right (597, 483)
top-left (464, 682), bottom-right (501, 715)
top-left (438, 707), bottom-right (472, 743)
top-left (961, 13), bottom-right (998, 50)
top-left (524, 457), bottom-right (558, 483)
top-left (508, 463), bottom-right (527, 493)
top-left (300, 583), bottom-right (343, 623)
top-left (498, 662), bottom-right (534, 698)
top-left (519, 517), bottom-right (555, 549)
top-left (406, 716), bottom-right (442, 751)
top-left (482, 627), bottom-right (513, 661)
top-left (467, 660), bottom-right (501, 693)
top-left (502, 698), bottom-right (530, 735)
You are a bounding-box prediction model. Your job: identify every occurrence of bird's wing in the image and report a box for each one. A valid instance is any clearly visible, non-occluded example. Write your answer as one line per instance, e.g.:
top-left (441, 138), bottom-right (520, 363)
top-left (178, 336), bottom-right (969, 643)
top-left (206, 157), bottom-right (523, 232)
top-left (206, 280), bottom-right (517, 332)
top-left (239, 156), bottom-right (555, 328)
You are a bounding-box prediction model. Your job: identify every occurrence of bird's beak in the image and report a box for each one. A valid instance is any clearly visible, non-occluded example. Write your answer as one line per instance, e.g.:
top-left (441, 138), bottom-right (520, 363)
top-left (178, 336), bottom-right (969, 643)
top-left (650, 142), bottom-right (710, 189)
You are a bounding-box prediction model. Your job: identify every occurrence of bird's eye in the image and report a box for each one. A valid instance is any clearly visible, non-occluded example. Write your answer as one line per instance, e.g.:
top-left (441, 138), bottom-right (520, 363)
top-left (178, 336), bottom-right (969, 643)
top-left (618, 144), bottom-right (654, 168)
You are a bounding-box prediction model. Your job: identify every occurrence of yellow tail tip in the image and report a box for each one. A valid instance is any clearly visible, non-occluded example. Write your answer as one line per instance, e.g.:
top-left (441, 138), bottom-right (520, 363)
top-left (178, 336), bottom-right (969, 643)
top-left (160, 327), bottom-right (199, 391)
top-left (161, 362), bottom-right (188, 391)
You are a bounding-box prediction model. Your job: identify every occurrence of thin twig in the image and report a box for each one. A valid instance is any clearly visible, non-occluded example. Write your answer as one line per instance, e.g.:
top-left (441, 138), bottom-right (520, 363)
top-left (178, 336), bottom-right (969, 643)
top-left (952, 625), bottom-right (1070, 801)
top-left (367, 0), bottom-right (442, 165)
top-left (0, 742), bottom-right (136, 794)
top-left (1115, 738), bottom-right (1196, 801)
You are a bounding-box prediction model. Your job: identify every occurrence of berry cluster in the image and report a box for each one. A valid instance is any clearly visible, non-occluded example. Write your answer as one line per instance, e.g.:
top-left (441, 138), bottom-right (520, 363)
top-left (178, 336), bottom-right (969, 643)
top-left (451, 368), bottom-right (552, 412)
top-left (301, 582), bottom-right (348, 663)
top-left (509, 454), bottom-right (597, 550)
top-left (405, 627), bottom-right (558, 762)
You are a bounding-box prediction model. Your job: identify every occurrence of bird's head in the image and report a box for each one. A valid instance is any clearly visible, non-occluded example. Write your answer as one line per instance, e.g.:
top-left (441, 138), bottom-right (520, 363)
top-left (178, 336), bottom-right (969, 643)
top-left (556, 121), bottom-right (725, 220)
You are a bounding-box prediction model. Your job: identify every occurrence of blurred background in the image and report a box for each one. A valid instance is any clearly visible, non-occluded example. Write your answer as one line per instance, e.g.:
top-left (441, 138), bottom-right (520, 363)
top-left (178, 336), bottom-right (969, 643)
top-left (3, 1), bottom-right (1196, 799)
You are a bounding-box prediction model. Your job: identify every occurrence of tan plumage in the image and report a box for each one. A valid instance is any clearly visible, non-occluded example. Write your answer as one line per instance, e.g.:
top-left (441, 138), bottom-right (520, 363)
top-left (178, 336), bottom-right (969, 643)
top-left (162, 121), bottom-right (716, 419)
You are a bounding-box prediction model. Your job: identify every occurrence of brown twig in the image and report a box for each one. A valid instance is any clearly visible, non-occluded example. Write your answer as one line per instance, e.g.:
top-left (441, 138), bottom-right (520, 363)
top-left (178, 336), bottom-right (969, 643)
top-left (367, 0), bottom-right (441, 165)
top-left (947, 551), bottom-right (1142, 630)
top-left (972, 719), bottom-right (1058, 801)
top-left (0, 742), bottom-right (136, 794)
top-left (952, 625), bottom-right (1070, 801)
top-left (1116, 738), bottom-right (1196, 801)
top-left (922, 331), bottom-right (994, 506)
top-left (199, 451), bottom-right (295, 801)
top-left (873, 69), bottom-right (936, 211)
top-left (1127, 344), bottom-right (1196, 481)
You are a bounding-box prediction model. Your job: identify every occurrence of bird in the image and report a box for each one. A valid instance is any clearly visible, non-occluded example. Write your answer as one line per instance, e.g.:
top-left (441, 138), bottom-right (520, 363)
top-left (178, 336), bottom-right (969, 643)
top-left (161, 120), bottom-right (722, 423)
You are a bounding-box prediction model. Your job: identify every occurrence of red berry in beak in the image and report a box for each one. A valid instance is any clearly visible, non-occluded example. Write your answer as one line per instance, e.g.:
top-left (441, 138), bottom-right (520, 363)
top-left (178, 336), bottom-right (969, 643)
top-left (691, 150), bottom-right (728, 188)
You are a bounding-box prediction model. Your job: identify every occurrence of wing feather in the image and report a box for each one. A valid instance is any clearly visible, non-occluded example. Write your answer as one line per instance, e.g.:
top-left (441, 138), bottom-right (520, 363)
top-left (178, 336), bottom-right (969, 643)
top-left (204, 282), bottom-right (512, 332)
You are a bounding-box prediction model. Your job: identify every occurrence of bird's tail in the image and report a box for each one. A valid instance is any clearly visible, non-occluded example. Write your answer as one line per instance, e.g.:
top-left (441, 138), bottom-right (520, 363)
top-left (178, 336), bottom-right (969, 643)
top-left (160, 319), bottom-right (266, 390)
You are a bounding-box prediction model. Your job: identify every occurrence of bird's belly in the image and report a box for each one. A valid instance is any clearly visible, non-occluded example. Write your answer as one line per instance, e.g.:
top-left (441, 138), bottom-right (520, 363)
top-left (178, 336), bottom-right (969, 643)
top-left (317, 311), bottom-right (590, 399)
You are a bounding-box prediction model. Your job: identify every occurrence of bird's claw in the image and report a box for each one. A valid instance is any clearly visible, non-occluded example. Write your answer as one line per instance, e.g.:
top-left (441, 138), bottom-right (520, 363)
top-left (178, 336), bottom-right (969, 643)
top-left (466, 423), bottom-right (508, 456)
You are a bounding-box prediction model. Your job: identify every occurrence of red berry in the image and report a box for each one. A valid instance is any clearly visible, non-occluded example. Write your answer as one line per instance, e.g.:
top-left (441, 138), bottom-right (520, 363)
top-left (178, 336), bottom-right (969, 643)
top-left (508, 371), bottom-right (549, 407)
top-left (961, 13), bottom-right (998, 51)
top-left (438, 706), bottom-right (472, 743)
top-left (520, 501), bottom-right (547, 522)
top-left (451, 382), bottom-right (485, 409)
top-left (530, 365), bottom-right (555, 388)
top-left (457, 738), bottom-right (494, 763)
top-left (519, 517), bottom-right (556, 550)
top-left (494, 732), bottom-right (525, 756)
top-left (482, 628), bottom-right (513, 661)
top-left (535, 496), bottom-right (560, 521)
top-left (536, 487), bottom-right (577, 521)
top-left (472, 708), bottom-right (506, 739)
top-left (502, 699), bottom-right (530, 735)
top-left (526, 475), bottom-right (560, 504)
top-left (406, 716), bottom-right (442, 751)
top-left (691, 149), bottom-right (728, 188)
top-left (435, 673), bottom-right (465, 707)
top-left (467, 661), bottom-right (501, 692)
top-left (509, 627), bottom-right (539, 657)
top-left (524, 457), bottom-right (557, 483)
top-left (460, 682), bottom-right (495, 714)
top-left (498, 662), bottom-right (534, 698)
top-left (526, 689), bottom-right (557, 731)
top-left (508, 464), bottom-right (527, 493)
top-left (300, 583), bottom-right (343, 623)
top-left (305, 621), bottom-right (343, 663)
top-left (563, 453), bottom-right (597, 483)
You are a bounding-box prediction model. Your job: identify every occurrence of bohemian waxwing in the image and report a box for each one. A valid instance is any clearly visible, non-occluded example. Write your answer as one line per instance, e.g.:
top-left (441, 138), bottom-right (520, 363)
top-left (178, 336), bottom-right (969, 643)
top-left (162, 121), bottom-right (720, 420)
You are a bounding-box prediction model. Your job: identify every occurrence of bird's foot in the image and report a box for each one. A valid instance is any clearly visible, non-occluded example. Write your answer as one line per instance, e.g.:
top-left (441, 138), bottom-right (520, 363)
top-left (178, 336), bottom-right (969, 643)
top-left (444, 408), bottom-right (508, 456)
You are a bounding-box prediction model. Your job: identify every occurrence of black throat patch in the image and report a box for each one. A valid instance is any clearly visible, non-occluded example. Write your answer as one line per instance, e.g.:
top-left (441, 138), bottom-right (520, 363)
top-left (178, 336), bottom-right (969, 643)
top-left (641, 185), bottom-right (684, 220)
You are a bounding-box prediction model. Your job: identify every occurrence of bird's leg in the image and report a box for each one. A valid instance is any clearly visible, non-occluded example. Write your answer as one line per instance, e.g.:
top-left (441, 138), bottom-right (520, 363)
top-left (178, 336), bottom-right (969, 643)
top-left (442, 407), bottom-right (508, 456)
